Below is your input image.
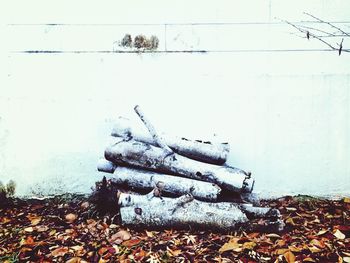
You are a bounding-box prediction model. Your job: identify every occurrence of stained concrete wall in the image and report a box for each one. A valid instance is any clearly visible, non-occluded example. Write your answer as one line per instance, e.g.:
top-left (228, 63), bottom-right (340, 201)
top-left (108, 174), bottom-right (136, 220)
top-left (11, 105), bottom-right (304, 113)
top-left (1, 0), bottom-right (349, 197)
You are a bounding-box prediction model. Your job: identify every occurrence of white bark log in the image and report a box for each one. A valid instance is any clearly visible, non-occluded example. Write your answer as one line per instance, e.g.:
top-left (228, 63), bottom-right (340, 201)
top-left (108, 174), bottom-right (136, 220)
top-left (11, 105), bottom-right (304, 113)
top-left (97, 158), bottom-right (116, 173)
top-left (108, 166), bottom-right (221, 201)
top-left (111, 117), bottom-right (230, 164)
top-left (105, 139), bottom-right (254, 193)
top-left (119, 193), bottom-right (249, 230)
top-left (118, 193), bottom-right (283, 231)
top-left (134, 105), bottom-right (173, 154)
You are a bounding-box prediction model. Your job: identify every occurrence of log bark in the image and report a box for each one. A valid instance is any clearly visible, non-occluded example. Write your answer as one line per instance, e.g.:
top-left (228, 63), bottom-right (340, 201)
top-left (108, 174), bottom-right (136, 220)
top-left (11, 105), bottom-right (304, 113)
top-left (118, 193), bottom-right (283, 231)
top-left (105, 138), bottom-right (254, 193)
top-left (108, 166), bottom-right (221, 201)
top-left (97, 158), bottom-right (116, 173)
top-left (134, 105), bottom-right (173, 155)
top-left (111, 117), bottom-right (230, 165)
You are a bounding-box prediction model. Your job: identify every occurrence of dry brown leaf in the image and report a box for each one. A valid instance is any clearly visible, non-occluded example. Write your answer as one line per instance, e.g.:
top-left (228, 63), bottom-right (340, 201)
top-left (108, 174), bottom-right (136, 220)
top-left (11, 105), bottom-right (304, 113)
top-left (146, 230), bottom-right (154, 237)
top-left (316, 229), bottom-right (328, 236)
top-left (219, 238), bottom-right (242, 253)
top-left (167, 247), bottom-right (182, 257)
top-left (26, 215), bottom-right (42, 226)
top-left (303, 257), bottom-right (316, 262)
top-left (308, 246), bottom-right (322, 253)
top-left (288, 245), bottom-right (303, 253)
top-left (266, 233), bottom-right (281, 238)
top-left (109, 230), bottom-right (131, 244)
top-left (275, 248), bottom-right (289, 255)
top-left (65, 213), bottom-right (77, 223)
top-left (284, 251), bottom-right (296, 263)
top-left (66, 257), bottom-right (88, 263)
top-left (51, 247), bottom-right (69, 257)
top-left (24, 226), bottom-right (34, 232)
top-left (80, 201), bottom-right (89, 209)
top-left (286, 218), bottom-right (296, 226)
top-left (123, 239), bottom-right (141, 248)
top-left (36, 225), bottom-right (49, 232)
top-left (333, 229), bottom-right (346, 240)
top-left (242, 241), bottom-right (256, 250)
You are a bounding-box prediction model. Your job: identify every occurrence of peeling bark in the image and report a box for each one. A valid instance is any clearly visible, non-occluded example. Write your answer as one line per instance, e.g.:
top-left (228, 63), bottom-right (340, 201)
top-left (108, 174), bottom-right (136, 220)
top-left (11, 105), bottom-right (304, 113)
top-left (109, 166), bottom-right (221, 201)
top-left (118, 193), bottom-right (283, 231)
top-left (111, 117), bottom-right (229, 164)
top-left (105, 139), bottom-right (254, 193)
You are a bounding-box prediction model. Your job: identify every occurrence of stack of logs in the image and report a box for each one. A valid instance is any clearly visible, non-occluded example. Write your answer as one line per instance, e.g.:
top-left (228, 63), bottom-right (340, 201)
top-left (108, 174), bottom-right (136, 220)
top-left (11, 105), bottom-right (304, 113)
top-left (97, 106), bottom-right (284, 232)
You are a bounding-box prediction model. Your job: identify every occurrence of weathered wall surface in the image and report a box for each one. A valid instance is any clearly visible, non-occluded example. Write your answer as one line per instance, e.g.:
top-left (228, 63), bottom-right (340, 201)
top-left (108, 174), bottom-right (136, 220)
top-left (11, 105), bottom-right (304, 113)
top-left (1, 0), bottom-right (349, 197)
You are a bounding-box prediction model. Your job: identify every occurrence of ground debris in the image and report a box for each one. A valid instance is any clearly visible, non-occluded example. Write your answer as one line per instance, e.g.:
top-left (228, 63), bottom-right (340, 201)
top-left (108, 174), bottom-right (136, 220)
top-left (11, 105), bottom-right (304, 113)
top-left (0, 195), bottom-right (349, 262)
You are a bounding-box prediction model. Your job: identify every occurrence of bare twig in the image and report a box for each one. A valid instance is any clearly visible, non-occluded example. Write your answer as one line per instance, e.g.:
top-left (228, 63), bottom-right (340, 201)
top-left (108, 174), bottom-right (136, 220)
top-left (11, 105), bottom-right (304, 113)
top-left (303, 12), bottom-right (350, 37)
top-left (280, 14), bottom-right (350, 55)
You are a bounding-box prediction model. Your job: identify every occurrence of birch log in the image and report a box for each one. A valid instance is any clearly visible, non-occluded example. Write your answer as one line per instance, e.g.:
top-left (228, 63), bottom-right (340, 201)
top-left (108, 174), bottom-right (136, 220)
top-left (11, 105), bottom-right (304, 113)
top-left (118, 193), bottom-right (283, 231)
top-left (97, 158), bottom-right (117, 173)
top-left (118, 193), bottom-right (279, 220)
top-left (111, 117), bottom-right (229, 164)
top-left (134, 105), bottom-right (173, 154)
top-left (105, 138), bottom-right (254, 193)
top-left (108, 166), bottom-right (221, 201)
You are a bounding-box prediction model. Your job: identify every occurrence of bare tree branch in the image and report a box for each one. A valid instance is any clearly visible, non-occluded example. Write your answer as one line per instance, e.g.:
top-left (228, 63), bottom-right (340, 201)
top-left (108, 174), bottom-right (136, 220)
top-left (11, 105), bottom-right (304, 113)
top-left (303, 12), bottom-right (350, 37)
top-left (280, 14), bottom-right (350, 55)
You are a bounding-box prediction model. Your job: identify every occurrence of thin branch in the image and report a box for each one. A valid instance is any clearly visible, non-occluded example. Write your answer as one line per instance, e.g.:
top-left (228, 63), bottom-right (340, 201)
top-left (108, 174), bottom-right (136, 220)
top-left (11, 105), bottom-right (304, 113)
top-left (303, 12), bottom-right (350, 37)
top-left (280, 15), bottom-right (350, 54)
top-left (297, 25), bottom-right (337, 37)
top-left (282, 19), bottom-right (338, 50)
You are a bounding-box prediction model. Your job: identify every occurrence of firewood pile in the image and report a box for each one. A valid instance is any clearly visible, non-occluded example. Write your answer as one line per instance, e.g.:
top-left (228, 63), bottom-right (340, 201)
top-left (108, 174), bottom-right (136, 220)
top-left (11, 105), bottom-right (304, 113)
top-left (97, 106), bottom-right (284, 232)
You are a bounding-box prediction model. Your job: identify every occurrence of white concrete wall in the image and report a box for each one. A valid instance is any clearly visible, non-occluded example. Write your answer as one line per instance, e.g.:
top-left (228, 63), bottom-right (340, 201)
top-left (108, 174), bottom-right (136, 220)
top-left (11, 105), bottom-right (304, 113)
top-left (1, 0), bottom-right (349, 197)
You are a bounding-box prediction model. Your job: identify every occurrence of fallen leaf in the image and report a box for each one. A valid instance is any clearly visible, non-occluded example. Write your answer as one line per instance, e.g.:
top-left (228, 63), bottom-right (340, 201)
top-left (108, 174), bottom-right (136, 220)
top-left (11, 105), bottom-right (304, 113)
top-left (66, 257), bottom-right (88, 263)
top-left (51, 246), bottom-right (69, 257)
top-left (316, 229), bottom-right (328, 236)
top-left (65, 213), bottom-right (77, 223)
top-left (24, 227), bottom-right (34, 232)
top-left (308, 246), bottom-right (322, 253)
top-left (26, 215), bottom-right (42, 226)
top-left (219, 238), bottom-right (242, 253)
top-left (288, 245), bottom-right (303, 253)
top-left (284, 251), bottom-right (296, 263)
top-left (334, 229), bottom-right (346, 240)
top-left (146, 230), bottom-right (154, 237)
top-left (242, 241), bottom-right (256, 250)
top-left (303, 257), bottom-right (316, 262)
top-left (167, 247), bottom-right (182, 257)
top-left (266, 233), bottom-right (281, 238)
top-left (109, 230), bottom-right (131, 244)
top-left (80, 201), bottom-right (89, 209)
top-left (275, 248), bottom-right (289, 255)
top-left (123, 239), bottom-right (141, 247)
top-left (286, 217), bottom-right (296, 225)
top-left (36, 225), bottom-right (49, 232)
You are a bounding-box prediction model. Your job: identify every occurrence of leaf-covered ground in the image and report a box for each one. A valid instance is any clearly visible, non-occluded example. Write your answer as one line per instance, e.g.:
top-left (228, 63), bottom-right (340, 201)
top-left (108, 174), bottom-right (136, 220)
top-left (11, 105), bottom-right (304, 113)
top-left (1, 195), bottom-right (349, 263)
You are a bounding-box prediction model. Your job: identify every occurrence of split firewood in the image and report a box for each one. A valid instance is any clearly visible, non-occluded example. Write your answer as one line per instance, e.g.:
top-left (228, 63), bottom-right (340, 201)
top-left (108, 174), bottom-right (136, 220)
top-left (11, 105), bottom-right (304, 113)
top-left (111, 117), bottom-right (229, 164)
top-left (105, 138), bottom-right (254, 193)
top-left (118, 193), bottom-right (283, 231)
top-left (107, 166), bottom-right (221, 201)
